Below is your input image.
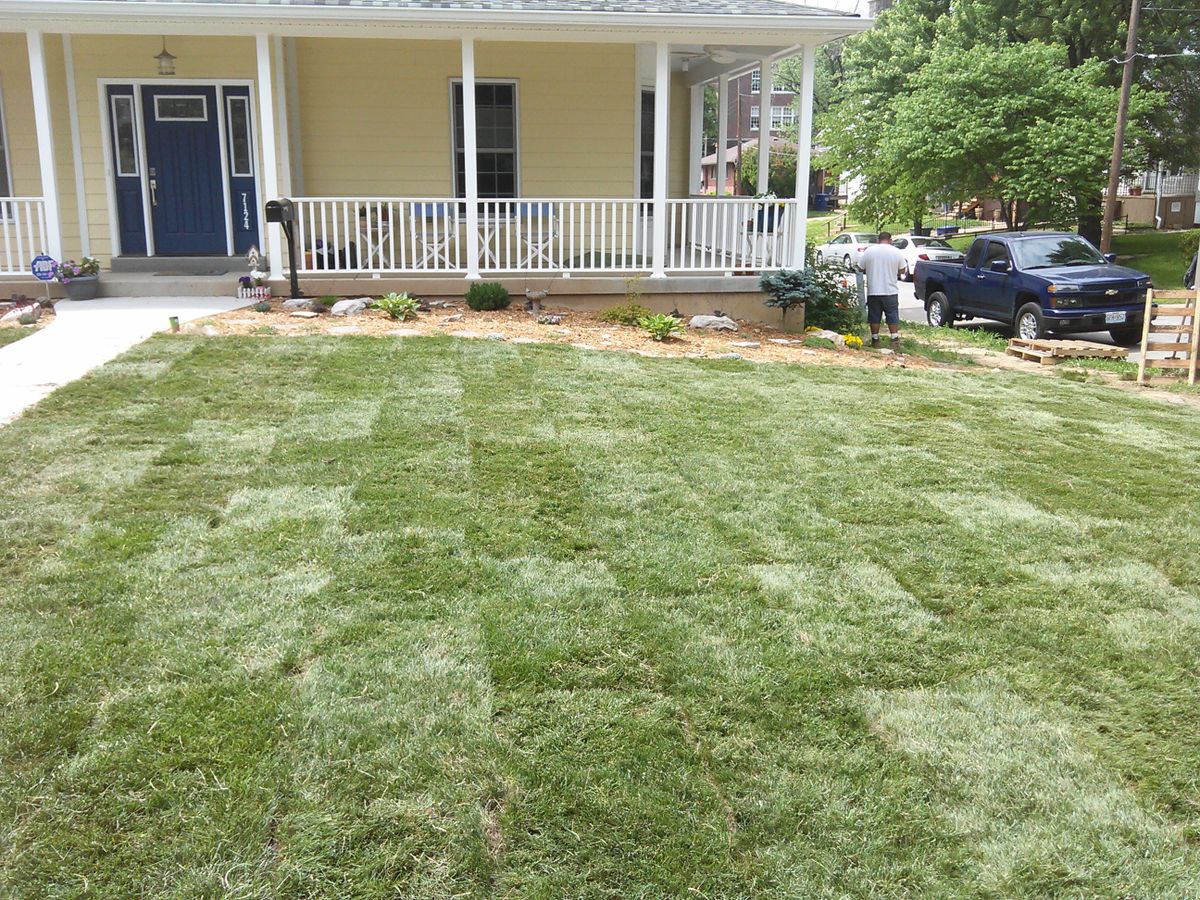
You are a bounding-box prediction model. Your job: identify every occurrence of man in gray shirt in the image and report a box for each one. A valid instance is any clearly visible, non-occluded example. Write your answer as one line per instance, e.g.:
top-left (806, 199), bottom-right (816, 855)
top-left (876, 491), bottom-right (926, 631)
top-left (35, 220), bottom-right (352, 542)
top-left (858, 231), bottom-right (908, 347)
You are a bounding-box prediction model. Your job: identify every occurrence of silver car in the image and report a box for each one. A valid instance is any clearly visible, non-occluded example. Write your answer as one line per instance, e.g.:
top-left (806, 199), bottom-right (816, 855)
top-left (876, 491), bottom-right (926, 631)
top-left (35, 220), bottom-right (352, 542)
top-left (813, 232), bottom-right (878, 268)
top-left (892, 234), bottom-right (964, 281)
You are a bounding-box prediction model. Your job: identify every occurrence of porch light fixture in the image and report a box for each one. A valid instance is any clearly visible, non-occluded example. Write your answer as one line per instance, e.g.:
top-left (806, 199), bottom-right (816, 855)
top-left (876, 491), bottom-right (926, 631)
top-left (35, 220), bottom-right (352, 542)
top-left (155, 38), bottom-right (177, 76)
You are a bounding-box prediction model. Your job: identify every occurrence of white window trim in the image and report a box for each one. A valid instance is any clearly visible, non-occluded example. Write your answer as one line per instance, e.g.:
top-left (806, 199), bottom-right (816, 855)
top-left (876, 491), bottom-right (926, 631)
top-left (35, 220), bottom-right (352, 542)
top-left (750, 69), bottom-right (760, 94)
top-left (225, 94), bottom-right (254, 178)
top-left (0, 77), bottom-right (12, 199)
top-left (109, 93), bottom-right (140, 177)
top-left (449, 77), bottom-right (520, 199)
top-left (750, 107), bottom-right (760, 129)
top-left (153, 94), bottom-right (208, 122)
top-left (770, 105), bottom-right (796, 129)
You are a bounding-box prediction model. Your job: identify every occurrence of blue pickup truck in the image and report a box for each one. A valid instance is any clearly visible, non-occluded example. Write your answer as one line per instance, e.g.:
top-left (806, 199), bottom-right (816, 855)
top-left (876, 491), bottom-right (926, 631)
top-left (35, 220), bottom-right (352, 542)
top-left (913, 231), bottom-right (1153, 344)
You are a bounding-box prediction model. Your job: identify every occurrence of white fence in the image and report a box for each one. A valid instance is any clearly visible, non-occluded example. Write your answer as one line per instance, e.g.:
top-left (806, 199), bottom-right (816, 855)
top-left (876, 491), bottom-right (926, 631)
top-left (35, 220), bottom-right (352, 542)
top-left (0, 199), bottom-right (48, 275)
top-left (290, 197), bottom-right (802, 276)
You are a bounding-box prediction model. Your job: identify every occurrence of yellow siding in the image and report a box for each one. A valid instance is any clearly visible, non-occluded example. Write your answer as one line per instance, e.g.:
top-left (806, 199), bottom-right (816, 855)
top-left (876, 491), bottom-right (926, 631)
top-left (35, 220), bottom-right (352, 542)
top-left (0, 33), bottom-right (80, 258)
top-left (296, 39), bottom-right (637, 198)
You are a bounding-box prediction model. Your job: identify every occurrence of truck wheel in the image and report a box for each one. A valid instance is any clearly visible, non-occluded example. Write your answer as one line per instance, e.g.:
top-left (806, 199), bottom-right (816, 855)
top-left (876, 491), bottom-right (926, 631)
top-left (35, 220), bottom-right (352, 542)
top-left (926, 292), bottom-right (953, 328)
top-left (1109, 326), bottom-right (1141, 346)
top-left (1015, 303), bottom-right (1046, 340)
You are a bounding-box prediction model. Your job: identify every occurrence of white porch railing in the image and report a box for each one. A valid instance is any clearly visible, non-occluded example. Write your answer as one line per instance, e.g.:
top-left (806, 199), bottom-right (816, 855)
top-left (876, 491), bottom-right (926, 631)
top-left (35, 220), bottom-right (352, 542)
top-left (667, 198), bottom-right (800, 272)
top-left (290, 196), bottom-right (802, 276)
top-left (0, 198), bottom-right (49, 275)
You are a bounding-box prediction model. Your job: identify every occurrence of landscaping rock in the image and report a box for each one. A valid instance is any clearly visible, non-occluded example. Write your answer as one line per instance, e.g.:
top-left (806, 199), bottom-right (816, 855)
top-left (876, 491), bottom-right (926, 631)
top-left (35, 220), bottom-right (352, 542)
top-left (812, 329), bottom-right (846, 348)
top-left (485, 332), bottom-right (506, 341)
top-left (537, 314), bottom-right (563, 325)
top-left (388, 328), bottom-right (423, 337)
top-left (330, 298), bottom-right (369, 317)
top-left (450, 330), bottom-right (483, 339)
top-left (510, 336), bottom-right (543, 344)
top-left (282, 298), bottom-right (310, 310)
top-left (801, 349), bottom-right (817, 356)
top-left (442, 313), bottom-right (465, 323)
top-left (715, 352), bottom-right (743, 360)
top-left (730, 340), bottom-right (760, 348)
top-left (688, 315), bottom-right (738, 332)
top-left (879, 348), bottom-right (895, 356)
top-left (290, 311), bottom-right (319, 319)
top-left (0, 305), bottom-right (37, 325)
top-left (768, 338), bottom-right (791, 345)
top-left (328, 324), bottom-right (361, 335)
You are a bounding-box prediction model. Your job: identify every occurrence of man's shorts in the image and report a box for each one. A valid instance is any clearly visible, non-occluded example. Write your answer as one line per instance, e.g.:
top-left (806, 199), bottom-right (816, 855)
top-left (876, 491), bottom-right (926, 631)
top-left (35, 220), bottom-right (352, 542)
top-left (867, 294), bottom-right (900, 326)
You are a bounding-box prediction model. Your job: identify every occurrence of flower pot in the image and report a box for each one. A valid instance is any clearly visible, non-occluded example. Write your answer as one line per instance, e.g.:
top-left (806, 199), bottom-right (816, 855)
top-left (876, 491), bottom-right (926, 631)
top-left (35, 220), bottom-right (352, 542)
top-left (64, 275), bottom-right (100, 301)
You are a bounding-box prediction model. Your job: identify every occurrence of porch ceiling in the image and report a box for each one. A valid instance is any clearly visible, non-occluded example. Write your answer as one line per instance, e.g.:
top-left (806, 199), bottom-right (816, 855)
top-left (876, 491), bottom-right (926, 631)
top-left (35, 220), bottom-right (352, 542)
top-left (0, 0), bottom-right (872, 45)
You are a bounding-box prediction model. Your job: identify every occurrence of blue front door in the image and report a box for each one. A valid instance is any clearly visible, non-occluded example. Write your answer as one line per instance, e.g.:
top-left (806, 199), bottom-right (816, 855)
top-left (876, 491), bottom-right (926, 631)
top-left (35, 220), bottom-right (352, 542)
top-left (141, 85), bottom-right (226, 254)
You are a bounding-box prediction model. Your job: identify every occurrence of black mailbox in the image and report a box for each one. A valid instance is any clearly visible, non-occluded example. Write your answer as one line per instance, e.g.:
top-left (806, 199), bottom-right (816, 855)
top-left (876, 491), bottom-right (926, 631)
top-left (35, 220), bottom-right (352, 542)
top-left (265, 198), bottom-right (294, 224)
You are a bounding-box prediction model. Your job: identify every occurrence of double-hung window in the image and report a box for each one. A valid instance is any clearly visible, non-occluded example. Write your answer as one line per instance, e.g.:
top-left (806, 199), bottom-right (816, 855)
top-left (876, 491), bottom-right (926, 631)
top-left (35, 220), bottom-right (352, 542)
top-left (453, 81), bottom-right (517, 199)
top-left (770, 106), bottom-right (795, 130)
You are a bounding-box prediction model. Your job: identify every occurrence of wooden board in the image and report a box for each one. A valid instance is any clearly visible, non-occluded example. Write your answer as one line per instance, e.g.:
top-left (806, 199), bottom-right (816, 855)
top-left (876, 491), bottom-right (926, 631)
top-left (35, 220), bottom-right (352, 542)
top-left (1006, 338), bottom-right (1128, 362)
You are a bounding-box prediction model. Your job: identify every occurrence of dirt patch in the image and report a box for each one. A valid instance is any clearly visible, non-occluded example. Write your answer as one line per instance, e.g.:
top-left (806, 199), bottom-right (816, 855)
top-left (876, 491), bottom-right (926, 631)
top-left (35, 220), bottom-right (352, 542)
top-left (205, 300), bottom-right (933, 372)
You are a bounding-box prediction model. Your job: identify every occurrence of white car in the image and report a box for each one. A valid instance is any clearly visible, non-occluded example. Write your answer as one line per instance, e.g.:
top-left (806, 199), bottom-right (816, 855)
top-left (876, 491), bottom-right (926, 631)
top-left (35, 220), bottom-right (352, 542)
top-left (892, 233), bottom-right (964, 281)
top-left (813, 232), bottom-right (878, 268)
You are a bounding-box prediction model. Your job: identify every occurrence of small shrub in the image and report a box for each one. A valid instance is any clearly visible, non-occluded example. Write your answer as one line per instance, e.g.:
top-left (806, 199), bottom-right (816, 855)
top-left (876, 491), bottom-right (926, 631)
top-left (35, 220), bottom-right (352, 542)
top-left (465, 282), bottom-right (511, 311)
top-left (309, 297), bottom-right (334, 314)
top-left (843, 333), bottom-right (864, 349)
top-left (373, 292), bottom-right (420, 320)
top-left (761, 265), bottom-right (862, 333)
top-left (598, 302), bottom-right (651, 326)
top-left (18, 312), bottom-right (37, 326)
top-left (253, 300), bottom-right (272, 313)
top-left (1178, 228), bottom-right (1200, 260)
top-left (638, 313), bottom-right (684, 342)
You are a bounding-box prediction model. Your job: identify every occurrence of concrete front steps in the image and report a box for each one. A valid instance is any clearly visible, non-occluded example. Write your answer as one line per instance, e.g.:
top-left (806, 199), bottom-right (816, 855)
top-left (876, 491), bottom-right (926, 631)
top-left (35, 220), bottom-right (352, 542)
top-left (98, 273), bottom-right (239, 298)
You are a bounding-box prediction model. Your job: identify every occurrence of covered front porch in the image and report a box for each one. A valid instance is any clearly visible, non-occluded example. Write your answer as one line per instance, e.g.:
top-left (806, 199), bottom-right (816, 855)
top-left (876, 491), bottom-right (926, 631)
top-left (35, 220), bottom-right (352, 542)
top-left (0, 2), bottom-right (871, 291)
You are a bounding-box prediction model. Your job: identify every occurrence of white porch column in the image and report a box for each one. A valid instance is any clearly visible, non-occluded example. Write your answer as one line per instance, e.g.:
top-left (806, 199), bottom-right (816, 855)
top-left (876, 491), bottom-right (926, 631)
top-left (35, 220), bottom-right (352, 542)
top-left (461, 37), bottom-right (481, 279)
top-left (757, 58), bottom-right (772, 195)
top-left (63, 35), bottom-right (90, 259)
top-left (256, 34), bottom-right (283, 280)
top-left (791, 45), bottom-right (816, 269)
top-left (650, 40), bottom-right (670, 278)
top-left (688, 84), bottom-right (703, 196)
top-left (272, 36), bottom-right (293, 198)
top-left (716, 73), bottom-right (729, 198)
top-left (26, 30), bottom-right (63, 262)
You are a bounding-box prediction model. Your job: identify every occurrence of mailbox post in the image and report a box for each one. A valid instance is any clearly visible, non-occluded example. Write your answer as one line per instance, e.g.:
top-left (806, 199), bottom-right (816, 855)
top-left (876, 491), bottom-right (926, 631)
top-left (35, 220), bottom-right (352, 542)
top-left (265, 199), bottom-right (301, 300)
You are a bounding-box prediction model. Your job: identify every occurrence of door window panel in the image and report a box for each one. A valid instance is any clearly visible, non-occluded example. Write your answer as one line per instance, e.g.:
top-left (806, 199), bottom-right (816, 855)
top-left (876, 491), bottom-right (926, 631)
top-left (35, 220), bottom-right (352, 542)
top-left (155, 96), bottom-right (208, 121)
top-left (226, 95), bottom-right (253, 177)
top-left (111, 95), bottom-right (139, 176)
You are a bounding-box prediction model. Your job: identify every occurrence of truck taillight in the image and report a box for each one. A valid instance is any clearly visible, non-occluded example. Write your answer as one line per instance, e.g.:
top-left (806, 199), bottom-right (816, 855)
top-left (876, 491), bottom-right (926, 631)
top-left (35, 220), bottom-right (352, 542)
top-left (917, 253), bottom-right (930, 260)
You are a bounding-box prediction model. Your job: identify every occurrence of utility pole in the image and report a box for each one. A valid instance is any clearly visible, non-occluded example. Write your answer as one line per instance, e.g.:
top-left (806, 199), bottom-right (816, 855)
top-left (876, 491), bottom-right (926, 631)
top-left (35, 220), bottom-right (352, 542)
top-left (1101, 0), bottom-right (1142, 253)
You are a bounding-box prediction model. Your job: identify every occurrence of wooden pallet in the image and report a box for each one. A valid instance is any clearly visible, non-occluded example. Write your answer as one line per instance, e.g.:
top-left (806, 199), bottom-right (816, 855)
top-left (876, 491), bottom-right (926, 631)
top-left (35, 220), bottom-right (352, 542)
top-left (1136, 286), bottom-right (1200, 385)
top-left (1006, 338), bottom-right (1128, 365)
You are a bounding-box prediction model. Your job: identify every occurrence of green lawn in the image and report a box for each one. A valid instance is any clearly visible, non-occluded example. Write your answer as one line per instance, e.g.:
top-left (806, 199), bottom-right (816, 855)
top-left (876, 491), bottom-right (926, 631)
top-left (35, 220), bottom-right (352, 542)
top-left (1111, 231), bottom-right (1193, 289)
top-left (3, 335), bottom-right (1200, 897)
top-left (0, 326), bottom-right (34, 348)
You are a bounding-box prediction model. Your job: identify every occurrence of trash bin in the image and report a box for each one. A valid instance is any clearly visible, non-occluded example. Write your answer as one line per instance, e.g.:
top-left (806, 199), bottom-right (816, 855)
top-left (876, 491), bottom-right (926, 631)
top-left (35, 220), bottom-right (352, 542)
top-left (813, 193), bottom-right (830, 212)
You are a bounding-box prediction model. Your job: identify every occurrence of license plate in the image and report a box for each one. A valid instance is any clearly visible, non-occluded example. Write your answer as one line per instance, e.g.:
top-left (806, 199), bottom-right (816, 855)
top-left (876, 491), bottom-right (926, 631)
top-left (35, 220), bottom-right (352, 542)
top-left (1105, 311), bottom-right (1126, 324)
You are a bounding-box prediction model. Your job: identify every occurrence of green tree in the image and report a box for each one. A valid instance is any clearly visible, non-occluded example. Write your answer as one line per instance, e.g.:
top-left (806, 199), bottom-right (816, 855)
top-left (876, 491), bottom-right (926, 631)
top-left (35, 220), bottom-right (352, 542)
top-left (819, 0), bottom-right (1164, 235)
top-left (737, 146), bottom-right (799, 197)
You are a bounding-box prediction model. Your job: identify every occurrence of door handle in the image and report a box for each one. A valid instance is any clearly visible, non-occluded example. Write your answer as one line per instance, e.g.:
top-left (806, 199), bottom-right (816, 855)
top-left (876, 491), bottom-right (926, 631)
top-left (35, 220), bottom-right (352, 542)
top-left (149, 179), bottom-right (158, 207)
top-left (976, 274), bottom-right (986, 279)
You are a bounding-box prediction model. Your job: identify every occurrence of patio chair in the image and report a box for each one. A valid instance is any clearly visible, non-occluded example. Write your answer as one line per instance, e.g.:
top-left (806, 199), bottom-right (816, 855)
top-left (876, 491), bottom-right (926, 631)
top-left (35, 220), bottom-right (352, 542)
top-left (514, 202), bottom-right (556, 269)
top-left (411, 201), bottom-right (455, 269)
top-left (358, 205), bottom-right (393, 269)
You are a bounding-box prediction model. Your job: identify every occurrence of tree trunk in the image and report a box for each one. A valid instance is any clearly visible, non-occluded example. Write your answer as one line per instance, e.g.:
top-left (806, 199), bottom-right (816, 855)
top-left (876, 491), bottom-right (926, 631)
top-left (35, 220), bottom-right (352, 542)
top-left (1077, 195), bottom-right (1102, 245)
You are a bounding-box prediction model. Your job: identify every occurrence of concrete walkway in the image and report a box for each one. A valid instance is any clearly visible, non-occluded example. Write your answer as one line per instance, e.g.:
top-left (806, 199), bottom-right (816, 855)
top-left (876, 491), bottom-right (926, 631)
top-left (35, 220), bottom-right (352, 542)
top-left (0, 296), bottom-right (246, 424)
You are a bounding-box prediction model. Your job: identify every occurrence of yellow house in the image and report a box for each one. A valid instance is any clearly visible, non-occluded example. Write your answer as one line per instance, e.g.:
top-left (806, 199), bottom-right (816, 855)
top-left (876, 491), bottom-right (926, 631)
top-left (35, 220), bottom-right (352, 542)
top-left (0, 0), bottom-right (869, 304)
